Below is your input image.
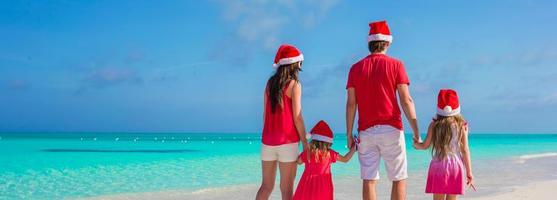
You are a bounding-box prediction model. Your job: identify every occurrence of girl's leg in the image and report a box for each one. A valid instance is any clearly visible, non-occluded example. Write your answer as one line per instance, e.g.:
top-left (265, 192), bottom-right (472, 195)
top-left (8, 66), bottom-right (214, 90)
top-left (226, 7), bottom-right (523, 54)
top-left (446, 195), bottom-right (457, 200)
top-left (278, 161), bottom-right (297, 200)
top-left (433, 194), bottom-right (445, 200)
top-left (256, 161), bottom-right (277, 200)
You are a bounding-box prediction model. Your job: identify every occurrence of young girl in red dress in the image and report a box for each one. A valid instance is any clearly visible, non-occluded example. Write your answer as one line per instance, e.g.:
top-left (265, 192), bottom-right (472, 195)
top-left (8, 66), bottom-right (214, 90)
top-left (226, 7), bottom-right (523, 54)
top-left (293, 120), bottom-right (356, 200)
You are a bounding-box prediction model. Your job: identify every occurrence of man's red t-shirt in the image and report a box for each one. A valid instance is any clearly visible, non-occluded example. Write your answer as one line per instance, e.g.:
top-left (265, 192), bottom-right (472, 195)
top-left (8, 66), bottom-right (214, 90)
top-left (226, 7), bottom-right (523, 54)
top-left (346, 53), bottom-right (410, 132)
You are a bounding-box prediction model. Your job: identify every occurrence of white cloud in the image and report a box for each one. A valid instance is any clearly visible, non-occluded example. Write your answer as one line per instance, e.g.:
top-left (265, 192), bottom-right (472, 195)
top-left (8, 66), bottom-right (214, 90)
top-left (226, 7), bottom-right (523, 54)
top-left (211, 0), bottom-right (340, 64)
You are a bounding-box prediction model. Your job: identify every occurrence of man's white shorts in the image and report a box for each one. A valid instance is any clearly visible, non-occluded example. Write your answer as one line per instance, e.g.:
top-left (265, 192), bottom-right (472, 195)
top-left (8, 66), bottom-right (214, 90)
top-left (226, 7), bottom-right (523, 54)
top-left (261, 142), bottom-right (299, 162)
top-left (358, 125), bottom-right (408, 181)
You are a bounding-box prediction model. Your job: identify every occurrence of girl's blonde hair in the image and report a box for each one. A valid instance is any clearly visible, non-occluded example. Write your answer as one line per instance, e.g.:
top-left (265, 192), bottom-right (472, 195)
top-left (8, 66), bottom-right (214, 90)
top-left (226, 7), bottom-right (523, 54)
top-left (431, 114), bottom-right (466, 160)
top-left (307, 140), bottom-right (332, 163)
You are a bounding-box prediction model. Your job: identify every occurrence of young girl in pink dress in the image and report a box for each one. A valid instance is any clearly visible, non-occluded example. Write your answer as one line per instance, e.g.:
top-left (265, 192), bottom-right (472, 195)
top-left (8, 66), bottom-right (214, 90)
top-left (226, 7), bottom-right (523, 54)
top-left (414, 89), bottom-right (475, 200)
top-left (293, 120), bottom-right (356, 200)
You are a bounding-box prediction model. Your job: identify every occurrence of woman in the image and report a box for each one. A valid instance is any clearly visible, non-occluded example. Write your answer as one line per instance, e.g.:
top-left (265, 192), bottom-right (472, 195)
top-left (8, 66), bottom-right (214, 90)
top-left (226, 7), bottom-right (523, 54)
top-left (256, 44), bottom-right (309, 200)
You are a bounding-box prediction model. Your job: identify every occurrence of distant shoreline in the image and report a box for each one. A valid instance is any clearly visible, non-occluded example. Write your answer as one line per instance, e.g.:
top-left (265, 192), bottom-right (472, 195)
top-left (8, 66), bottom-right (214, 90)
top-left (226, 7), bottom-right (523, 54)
top-left (1, 131), bottom-right (556, 135)
top-left (1, 132), bottom-right (556, 136)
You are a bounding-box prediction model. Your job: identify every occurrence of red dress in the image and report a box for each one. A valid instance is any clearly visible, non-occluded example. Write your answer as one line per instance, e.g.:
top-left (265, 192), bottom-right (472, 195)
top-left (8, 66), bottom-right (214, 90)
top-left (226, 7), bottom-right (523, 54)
top-left (293, 149), bottom-right (339, 200)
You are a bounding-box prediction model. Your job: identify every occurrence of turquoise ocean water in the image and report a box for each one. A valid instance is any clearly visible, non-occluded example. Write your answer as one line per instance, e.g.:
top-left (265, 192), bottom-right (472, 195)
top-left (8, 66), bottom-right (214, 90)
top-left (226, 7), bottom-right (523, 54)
top-left (0, 133), bottom-right (556, 199)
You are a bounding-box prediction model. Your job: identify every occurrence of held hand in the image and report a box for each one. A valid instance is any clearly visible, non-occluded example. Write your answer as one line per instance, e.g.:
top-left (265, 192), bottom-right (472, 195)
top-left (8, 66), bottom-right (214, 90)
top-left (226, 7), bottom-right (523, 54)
top-left (347, 135), bottom-right (354, 149)
top-left (412, 142), bottom-right (420, 149)
top-left (412, 136), bottom-right (422, 149)
top-left (412, 136), bottom-right (421, 144)
top-left (302, 141), bottom-right (309, 151)
top-left (349, 144), bottom-right (357, 152)
top-left (413, 141), bottom-right (425, 150)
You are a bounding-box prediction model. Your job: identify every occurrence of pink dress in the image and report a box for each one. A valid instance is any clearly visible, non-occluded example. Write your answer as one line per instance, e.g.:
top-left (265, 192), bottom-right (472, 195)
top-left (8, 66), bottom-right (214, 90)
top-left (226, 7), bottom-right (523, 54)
top-left (425, 123), bottom-right (466, 195)
top-left (293, 149), bottom-right (339, 200)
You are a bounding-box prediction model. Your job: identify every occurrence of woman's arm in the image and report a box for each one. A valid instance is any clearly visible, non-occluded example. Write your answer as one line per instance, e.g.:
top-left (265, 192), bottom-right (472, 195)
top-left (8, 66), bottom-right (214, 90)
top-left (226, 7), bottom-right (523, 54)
top-left (460, 124), bottom-right (474, 186)
top-left (291, 81), bottom-right (309, 150)
top-left (336, 146), bottom-right (357, 163)
top-left (414, 121), bottom-right (434, 150)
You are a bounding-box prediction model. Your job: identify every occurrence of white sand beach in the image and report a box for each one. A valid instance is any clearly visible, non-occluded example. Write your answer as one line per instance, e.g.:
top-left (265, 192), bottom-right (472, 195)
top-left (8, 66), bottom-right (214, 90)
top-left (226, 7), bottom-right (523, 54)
top-left (78, 153), bottom-right (557, 200)
top-left (79, 179), bottom-right (557, 200)
top-left (467, 180), bottom-right (557, 200)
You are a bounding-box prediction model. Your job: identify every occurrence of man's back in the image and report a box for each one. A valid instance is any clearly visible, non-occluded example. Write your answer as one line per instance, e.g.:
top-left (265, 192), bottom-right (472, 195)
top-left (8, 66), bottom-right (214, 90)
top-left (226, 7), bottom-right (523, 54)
top-left (346, 53), bottom-right (409, 132)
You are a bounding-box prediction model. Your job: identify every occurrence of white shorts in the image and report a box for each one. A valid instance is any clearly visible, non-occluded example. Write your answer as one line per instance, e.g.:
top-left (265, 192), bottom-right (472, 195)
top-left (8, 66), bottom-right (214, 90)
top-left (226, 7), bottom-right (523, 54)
top-left (261, 142), bottom-right (299, 162)
top-left (358, 125), bottom-right (408, 181)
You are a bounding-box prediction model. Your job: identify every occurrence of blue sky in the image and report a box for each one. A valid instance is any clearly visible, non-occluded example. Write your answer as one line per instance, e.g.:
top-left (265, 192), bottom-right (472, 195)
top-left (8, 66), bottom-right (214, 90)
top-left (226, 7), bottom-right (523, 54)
top-left (1, 0), bottom-right (556, 133)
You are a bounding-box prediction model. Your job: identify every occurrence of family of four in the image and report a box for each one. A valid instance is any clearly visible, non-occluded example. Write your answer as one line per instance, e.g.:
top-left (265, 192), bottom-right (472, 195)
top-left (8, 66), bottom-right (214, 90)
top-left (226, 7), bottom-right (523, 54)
top-left (255, 21), bottom-right (474, 200)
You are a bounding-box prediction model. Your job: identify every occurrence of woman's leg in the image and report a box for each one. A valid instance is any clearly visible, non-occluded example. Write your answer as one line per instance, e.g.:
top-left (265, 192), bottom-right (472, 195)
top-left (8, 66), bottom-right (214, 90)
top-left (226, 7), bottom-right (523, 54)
top-left (433, 194), bottom-right (445, 200)
top-left (278, 161), bottom-right (297, 200)
top-left (446, 195), bottom-right (457, 200)
top-left (256, 161), bottom-right (277, 200)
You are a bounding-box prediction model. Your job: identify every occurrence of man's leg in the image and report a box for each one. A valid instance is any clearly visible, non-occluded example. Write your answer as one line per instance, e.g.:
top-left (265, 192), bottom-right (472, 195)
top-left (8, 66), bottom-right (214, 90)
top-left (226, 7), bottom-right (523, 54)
top-left (358, 129), bottom-right (381, 200)
top-left (363, 180), bottom-right (377, 200)
top-left (380, 130), bottom-right (408, 200)
top-left (391, 179), bottom-right (406, 200)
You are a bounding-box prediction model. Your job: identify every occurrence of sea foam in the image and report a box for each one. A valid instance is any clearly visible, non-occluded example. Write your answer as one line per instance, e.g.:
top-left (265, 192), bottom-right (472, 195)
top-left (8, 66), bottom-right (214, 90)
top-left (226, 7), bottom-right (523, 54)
top-left (516, 152), bottom-right (557, 164)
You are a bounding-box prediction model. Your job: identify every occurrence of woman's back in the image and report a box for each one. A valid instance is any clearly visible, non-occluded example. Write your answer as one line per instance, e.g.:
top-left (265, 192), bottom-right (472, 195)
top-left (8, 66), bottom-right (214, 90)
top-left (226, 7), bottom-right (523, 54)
top-left (262, 81), bottom-right (299, 146)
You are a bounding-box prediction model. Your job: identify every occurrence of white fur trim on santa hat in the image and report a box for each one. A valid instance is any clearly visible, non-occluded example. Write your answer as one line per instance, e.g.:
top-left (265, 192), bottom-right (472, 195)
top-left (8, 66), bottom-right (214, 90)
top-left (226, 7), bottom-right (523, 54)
top-left (367, 34), bottom-right (393, 43)
top-left (437, 106), bottom-right (461, 116)
top-left (273, 54), bottom-right (304, 68)
top-left (311, 134), bottom-right (333, 143)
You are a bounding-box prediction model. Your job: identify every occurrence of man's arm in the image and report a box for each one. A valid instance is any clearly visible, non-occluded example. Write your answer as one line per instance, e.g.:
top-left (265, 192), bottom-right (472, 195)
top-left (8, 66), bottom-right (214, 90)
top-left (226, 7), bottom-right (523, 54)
top-left (397, 84), bottom-right (420, 140)
top-left (346, 88), bottom-right (357, 148)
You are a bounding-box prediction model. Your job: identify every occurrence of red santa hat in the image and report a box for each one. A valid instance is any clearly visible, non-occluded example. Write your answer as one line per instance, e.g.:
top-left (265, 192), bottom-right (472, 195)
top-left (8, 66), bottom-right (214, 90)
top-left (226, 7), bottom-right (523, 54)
top-left (368, 20), bottom-right (393, 43)
top-left (273, 44), bottom-right (304, 68)
top-left (310, 120), bottom-right (334, 143)
top-left (437, 89), bottom-right (461, 116)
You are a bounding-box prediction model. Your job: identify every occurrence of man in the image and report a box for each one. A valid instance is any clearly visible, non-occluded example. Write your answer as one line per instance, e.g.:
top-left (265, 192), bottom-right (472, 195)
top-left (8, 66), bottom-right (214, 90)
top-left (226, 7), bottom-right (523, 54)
top-left (345, 20), bottom-right (420, 200)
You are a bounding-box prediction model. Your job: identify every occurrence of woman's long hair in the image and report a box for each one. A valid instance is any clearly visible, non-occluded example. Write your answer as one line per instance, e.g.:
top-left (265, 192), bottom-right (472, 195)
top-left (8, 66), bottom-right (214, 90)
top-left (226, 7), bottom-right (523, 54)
top-left (267, 62), bottom-right (301, 113)
top-left (431, 114), bottom-right (466, 160)
top-left (308, 140), bottom-right (332, 163)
